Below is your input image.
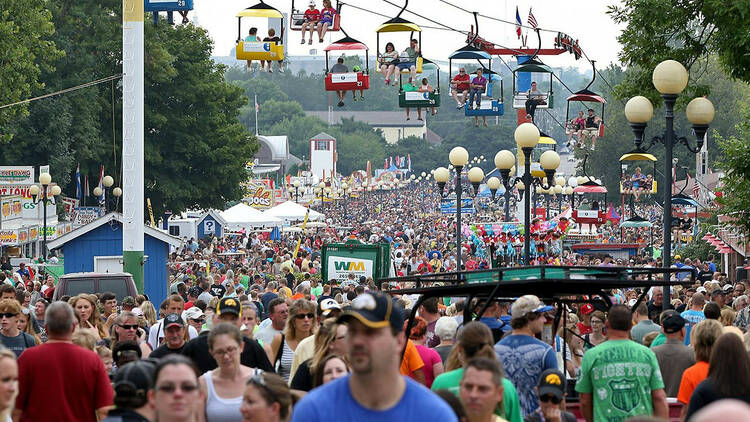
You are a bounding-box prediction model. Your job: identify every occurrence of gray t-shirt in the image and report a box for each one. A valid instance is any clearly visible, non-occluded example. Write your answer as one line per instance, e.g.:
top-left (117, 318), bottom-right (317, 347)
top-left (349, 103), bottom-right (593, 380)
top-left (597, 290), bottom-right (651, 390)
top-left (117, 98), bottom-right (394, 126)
top-left (0, 332), bottom-right (36, 357)
top-left (256, 325), bottom-right (282, 346)
top-left (330, 63), bottom-right (348, 73)
top-left (630, 319), bottom-right (661, 344)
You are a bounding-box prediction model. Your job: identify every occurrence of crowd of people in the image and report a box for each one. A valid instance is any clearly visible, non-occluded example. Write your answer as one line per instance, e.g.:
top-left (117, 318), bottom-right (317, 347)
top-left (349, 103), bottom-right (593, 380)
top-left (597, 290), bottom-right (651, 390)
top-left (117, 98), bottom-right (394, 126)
top-left (0, 176), bottom-right (745, 421)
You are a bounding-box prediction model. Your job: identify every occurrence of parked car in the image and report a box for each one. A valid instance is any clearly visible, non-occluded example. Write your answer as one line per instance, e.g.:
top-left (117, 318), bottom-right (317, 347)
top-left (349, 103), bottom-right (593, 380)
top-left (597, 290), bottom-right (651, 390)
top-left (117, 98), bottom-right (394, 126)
top-left (52, 272), bottom-right (138, 302)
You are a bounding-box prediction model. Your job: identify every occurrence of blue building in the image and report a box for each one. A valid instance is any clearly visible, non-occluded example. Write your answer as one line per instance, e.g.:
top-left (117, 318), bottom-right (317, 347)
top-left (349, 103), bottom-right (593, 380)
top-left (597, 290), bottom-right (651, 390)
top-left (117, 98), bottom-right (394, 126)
top-left (197, 210), bottom-right (226, 239)
top-left (47, 213), bottom-right (182, 304)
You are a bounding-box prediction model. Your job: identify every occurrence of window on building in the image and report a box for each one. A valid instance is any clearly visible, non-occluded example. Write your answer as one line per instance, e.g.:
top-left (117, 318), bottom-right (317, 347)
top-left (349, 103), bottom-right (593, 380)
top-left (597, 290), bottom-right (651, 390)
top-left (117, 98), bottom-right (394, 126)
top-left (169, 226), bottom-right (180, 236)
top-left (315, 140), bottom-right (329, 151)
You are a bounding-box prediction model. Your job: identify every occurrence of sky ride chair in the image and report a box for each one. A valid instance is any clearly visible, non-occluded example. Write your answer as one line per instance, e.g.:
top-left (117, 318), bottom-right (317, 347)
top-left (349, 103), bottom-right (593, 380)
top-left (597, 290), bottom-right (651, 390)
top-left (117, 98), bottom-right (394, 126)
top-left (235, 2), bottom-right (285, 62)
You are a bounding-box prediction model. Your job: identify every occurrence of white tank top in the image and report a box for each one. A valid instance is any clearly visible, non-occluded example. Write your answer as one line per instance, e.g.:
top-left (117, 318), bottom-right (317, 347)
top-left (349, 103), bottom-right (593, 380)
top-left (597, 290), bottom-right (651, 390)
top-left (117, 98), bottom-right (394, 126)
top-left (204, 371), bottom-right (243, 422)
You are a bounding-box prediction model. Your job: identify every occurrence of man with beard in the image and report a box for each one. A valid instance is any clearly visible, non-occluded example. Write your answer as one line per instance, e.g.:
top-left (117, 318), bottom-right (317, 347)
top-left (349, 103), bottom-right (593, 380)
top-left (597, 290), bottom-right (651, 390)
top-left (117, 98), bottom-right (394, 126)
top-left (291, 292), bottom-right (456, 421)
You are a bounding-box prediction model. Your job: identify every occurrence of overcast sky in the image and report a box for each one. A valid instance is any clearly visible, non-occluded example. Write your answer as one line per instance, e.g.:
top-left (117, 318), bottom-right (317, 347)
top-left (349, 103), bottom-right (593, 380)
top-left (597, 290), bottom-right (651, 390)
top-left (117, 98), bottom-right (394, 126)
top-left (191, 0), bottom-right (624, 70)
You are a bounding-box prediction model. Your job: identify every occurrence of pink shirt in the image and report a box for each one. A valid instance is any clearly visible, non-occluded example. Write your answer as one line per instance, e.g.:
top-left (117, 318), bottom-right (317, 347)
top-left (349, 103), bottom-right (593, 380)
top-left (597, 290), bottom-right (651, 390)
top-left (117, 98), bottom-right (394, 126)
top-left (415, 344), bottom-right (442, 388)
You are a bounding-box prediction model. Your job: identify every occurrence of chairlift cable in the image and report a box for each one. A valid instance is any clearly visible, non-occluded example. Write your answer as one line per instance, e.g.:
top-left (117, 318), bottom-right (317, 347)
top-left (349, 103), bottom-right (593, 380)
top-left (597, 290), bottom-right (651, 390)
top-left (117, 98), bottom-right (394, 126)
top-left (0, 74), bottom-right (123, 110)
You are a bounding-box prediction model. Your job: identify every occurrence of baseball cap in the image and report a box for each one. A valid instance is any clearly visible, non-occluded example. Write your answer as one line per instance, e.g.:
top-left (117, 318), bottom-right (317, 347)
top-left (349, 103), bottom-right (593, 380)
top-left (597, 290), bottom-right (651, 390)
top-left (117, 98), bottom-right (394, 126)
top-left (723, 283), bottom-right (734, 292)
top-left (537, 369), bottom-right (565, 401)
top-left (674, 255), bottom-right (681, 259)
top-left (337, 292), bottom-right (404, 331)
top-left (696, 286), bottom-right (707, 294)
top-left (711, 288), bottom-right (725, 297)
top-left (308, 0), bottom-right (315, 5)
top-left (182, 306), bottom-right (204, 321)
top-left (122, 296), bottom-right (136, 307)
top-left (318, 298), bottom-right (342, 317)
top-left (217, 297), bottom-right (241, 317)
top-left (164, 313), bottom-right (185, 329)
top-left (510, 295), bottom-right (553, 319)
top-left (661, 310), bottom-right (685, 334)
top-left (113, 361), bottom-right (155, 403)
top-left (579, 303), bottom-right (594, 315)
top-left (131, 307), bottom-right (144, 318)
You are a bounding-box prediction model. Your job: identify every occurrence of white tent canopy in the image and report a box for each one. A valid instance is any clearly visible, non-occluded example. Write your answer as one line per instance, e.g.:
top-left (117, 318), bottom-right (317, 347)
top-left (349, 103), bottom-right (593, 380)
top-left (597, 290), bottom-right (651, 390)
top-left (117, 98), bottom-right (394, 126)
top-left (220, 203), bottom-right (282, 231)
top-left (263, 201), bottom-right (324, 223)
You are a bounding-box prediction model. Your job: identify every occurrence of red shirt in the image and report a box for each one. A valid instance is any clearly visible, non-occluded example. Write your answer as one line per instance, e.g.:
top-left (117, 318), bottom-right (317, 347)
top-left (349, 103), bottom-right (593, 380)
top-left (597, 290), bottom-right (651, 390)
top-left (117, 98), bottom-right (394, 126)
top-left (576, 321), bottom-right (593, 335)
top-left (452, 73), bottom-right (470, 91)
top-left (16, 342), bottom-right (113, 422)
top-left (304, 8), bottom-right (320, 22)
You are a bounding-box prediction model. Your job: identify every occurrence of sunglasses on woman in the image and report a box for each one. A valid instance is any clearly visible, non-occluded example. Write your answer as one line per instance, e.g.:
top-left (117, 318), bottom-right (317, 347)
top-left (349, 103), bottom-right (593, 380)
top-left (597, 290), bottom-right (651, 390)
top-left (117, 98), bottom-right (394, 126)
top-left (295, 313), bottom-right (315, 320)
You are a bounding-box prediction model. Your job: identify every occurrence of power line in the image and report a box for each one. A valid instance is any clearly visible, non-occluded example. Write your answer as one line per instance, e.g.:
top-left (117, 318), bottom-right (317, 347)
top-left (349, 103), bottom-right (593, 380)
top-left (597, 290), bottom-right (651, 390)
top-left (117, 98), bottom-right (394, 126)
top-left (0, 74), bottom-right (123, 110)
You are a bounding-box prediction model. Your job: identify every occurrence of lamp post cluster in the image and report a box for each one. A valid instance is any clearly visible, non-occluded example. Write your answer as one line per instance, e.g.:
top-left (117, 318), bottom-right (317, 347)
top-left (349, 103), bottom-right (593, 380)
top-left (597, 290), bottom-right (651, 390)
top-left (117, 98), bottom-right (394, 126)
top-left (432, 124), bottom-right (561, 268)
top-left (92, 174), bottom-right (123, 213)
top-left (29, 172), bottom-right (62, 262)
top-left (623, 59), bottom-right (715, 310)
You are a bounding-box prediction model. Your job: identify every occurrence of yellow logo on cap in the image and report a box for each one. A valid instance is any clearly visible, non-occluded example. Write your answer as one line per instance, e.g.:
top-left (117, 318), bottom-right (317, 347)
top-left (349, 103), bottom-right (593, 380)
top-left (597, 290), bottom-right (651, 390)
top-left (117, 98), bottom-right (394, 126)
top-left (224, 298), bottom-right (237, 307)
top-left (545, 373), bottom-right (562, 385)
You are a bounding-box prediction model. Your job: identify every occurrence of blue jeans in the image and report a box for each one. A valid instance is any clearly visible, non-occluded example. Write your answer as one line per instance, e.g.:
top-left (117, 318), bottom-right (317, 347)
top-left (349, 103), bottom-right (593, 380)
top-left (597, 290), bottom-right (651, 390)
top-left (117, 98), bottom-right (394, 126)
top-left (469, 88), bottom-right (484, 107)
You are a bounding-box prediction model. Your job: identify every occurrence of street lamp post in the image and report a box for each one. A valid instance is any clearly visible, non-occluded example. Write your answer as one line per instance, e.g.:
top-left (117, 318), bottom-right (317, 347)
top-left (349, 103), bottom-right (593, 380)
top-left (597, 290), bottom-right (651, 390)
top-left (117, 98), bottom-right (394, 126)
top-left (93, 175), bottom-right (120, 213)
top-left (433, 147), bottom-right (470, 271)
top-left (494, 123), bottom-right (560, 265)
top-left (625, 59), bottom-right (715, 310)
top-left (29, 172), bottom-right (61, 262)
top-left (292, 180), bottom-right (301, 202)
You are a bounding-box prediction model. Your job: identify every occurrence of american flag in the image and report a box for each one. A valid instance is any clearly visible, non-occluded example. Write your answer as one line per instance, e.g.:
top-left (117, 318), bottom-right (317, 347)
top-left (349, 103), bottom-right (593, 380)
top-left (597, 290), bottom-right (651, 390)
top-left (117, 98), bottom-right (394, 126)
top-left (527, 8), bottom-right (538, 29)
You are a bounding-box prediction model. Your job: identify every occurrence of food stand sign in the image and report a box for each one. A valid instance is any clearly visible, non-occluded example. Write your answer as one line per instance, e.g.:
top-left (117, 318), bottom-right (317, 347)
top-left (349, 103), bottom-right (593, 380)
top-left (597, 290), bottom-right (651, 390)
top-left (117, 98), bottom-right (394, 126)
top-left (0, 167), bottom-right (34, 186)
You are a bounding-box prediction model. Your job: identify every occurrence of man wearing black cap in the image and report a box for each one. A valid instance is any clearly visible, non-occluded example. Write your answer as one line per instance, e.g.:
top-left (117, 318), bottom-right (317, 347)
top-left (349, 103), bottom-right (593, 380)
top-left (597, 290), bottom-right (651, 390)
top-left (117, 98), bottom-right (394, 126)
top-left (181, 297), bottom-right (272, 375)
top-left (652, 311), bottom-right (695, 398)
top-left (291, 291), bottom-right (457, 422)
top-left (102, 361), bottom-right (155, 422)
top-left (150, 314), bottom-right (188, 359)
top-left (525, 369), bottom-right (576, 422)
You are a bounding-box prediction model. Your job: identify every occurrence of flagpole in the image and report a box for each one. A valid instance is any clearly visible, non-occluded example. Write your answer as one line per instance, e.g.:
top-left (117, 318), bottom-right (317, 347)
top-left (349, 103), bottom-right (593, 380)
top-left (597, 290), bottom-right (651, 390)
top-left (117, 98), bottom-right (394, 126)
top-left (254, 94), bottom-right (259, 136)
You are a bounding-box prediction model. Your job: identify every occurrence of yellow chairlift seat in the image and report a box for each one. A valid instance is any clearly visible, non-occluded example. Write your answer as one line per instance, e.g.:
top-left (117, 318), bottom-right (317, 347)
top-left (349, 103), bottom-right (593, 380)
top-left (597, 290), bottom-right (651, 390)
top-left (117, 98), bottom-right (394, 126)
top-left (235, 2), bottom-right (285, 61)
top-left (376, 17), bottom-right (423, 74)
top-left (619, 150), bottom-right (657, 194)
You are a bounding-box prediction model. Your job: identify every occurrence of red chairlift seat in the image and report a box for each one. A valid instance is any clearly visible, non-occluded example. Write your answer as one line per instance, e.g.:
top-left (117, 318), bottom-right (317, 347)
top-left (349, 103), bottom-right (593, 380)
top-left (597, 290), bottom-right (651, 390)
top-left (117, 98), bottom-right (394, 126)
top-left (289, 0), bottom-right (341, 31)
top-left (324, 36), bottom-right (370, 92)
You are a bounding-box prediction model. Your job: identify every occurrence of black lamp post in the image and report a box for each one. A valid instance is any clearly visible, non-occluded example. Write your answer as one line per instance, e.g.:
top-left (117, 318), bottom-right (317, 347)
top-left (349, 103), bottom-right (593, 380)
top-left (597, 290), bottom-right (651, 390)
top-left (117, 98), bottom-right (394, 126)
top-left (624, 59), bottom-right (715, 310)
top-left (93, 175), bottom-right (121, 213)
top-left (29, 172), bottom-right (61, 262)
top-left (493, 124), bottom-right (560, 265)
top-left (291, 180), bottom-right (302, 202)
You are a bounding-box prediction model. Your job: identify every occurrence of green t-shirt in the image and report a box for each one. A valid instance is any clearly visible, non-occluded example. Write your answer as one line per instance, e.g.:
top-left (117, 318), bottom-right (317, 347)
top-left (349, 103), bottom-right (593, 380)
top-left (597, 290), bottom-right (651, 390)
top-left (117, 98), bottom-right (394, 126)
top-left (240, 275), bottom-right (250, 289)
top-left (311, 286), bottom-right (323, 297)
top-left (404, 47), bottom-right (418, 60)
top-left (649, 333), bottom-right (666, 348)
top-left (431, 368), bottom-right (523, 422)
top-left (575, 339), bottom-right (664, 421)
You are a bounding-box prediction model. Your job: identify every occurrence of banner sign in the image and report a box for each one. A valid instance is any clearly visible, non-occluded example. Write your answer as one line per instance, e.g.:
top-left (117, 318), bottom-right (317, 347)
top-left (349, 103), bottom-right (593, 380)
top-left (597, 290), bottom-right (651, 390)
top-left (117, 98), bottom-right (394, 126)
top-left (28, 226), bottom-right (38, 242)
top-left (246, 186), bottom-right (273, 209)
top-left (404, 91), bottom-right (430, 101)
top-left (1, 196), bottom-right (23, 222)
top-left (0, 230), bottom-right (17, 246)
top-left (0, 167), bottom-right (34, 186)
top-left (440, 198), bottom-right (475, 214)
top-left (61, 197), bottom-right (79, 218)
top-left (326, 255), bottom-right (374, 281)
top-left (71, 207), bottom-right (103, 227)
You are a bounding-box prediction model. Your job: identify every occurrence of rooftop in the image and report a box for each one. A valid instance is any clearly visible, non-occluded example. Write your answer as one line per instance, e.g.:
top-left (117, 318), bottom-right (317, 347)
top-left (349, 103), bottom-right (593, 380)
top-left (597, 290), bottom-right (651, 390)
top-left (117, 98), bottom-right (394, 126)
top-left (306, 111), bottom-right (426, 128)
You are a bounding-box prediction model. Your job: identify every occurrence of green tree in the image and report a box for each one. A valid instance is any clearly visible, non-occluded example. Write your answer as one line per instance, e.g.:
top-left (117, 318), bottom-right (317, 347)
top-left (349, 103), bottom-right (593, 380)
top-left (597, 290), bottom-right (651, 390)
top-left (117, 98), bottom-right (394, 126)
top-left (608, 0), bottom-right (750, 103)
top-left (144, 21), bottom-right (258, 215)
top-left (0, 0), bottom-right (63, 140)
top-left (714, 108), bottom-right (750, 235)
